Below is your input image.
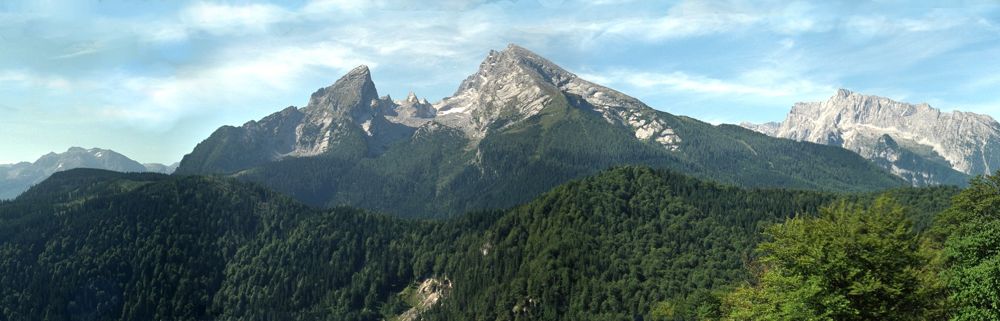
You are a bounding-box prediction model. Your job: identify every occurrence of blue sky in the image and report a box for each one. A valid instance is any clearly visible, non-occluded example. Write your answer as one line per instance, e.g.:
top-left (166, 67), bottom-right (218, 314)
top-left (1, 0), bottom-right (999, 164)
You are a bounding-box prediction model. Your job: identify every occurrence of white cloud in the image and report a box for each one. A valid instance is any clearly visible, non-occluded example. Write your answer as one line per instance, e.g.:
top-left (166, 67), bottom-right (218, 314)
top-left (52, 41), bottom-right (102, 59)
top-left (183, 2), bottom-right (289, 33)
top-left (302, 0), bottom-right (376, 14)
top-left (627, 71), bottom-right (786, 97)
top-left (144, 2), bottom-right (291, 43)
top-left (591, 68), bottom-right (834, 100)
top-left (594, 0), bottom-right (829, 41)
top-left (602, 1), bottom-right (761, 41)
top-left (843, 9), bottom-right (971, 37)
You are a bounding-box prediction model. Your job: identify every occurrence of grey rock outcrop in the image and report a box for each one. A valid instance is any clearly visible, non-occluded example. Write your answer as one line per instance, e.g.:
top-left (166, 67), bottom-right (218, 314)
top-left (743, 89), bottom-right (998, 185)
top-left (434, 44), bottom-right (681, 150)
top-left (176, 65), bottom-right (433, 173)
top-left (740, 121), bottom-right (779, 137)
top-left (143, 162), bottom-right (179, 174)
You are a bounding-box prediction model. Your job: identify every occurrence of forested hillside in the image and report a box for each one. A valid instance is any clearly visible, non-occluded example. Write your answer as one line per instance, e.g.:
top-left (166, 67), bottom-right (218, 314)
top-left (0, 169), bottom-right (415, 321)
top-left (0, 167), bottom-right (960, 321)
top-left (418, 167), bottom-right (953, 321)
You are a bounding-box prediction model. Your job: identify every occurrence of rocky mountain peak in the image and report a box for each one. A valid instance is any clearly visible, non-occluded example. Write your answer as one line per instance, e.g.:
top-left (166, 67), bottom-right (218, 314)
top-left (1, 147), bottom-right (153, 199)
top-left (742, 89), bottom-right (1000, 185)
top-left (306, 65), bottom-right (379, 118)
top-left (454, 44), bottom-right (574, 94)
top-left (740, 121), bottom-right (780, 137)
top-left (391, 91), bottom-right (435, 121)
top-left (274, 65), bottom-right (386, 157)
top-left (432, 45), bottom-right (569, 137)
top-left (431, 44), bottom-right (682, 150)
top-left (44, 147), bottom-right (114, 160)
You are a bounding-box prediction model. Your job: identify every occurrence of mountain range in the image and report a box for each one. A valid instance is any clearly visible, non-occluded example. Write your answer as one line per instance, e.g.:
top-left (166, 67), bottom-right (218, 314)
top-left (0, 147), bottom-right (176, 199)
top-left (176, 44), bottom-right (904, 218)
top-left (742, 89), bottom-right (999, 186)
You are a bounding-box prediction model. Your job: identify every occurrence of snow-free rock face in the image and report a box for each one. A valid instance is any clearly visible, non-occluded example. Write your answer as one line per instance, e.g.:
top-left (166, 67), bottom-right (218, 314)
top-left (143, 162), bottom-right (179, 174)
top-left (434, 44), bottom-right (682, 150)
top-left (0, 147), bottom-right (153, 199)
top-left (294, 65), bottom-right (383, 156)
top-left (743, 89), bottom-right (999, 185)
top-left (397, 278), bottom-right (453, 321)
top-left (176, 65), bottom-right (429, 173)
top-left (740, 121), bottom-right (780, 137)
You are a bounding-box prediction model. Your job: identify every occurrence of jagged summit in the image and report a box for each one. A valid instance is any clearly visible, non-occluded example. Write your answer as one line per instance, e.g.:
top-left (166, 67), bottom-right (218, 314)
top-left (742, 89), bottom-right (1000, 185)
top-left (813, 89), bottom-right (940, 118)
top-left (307, 65), bottom-right (378, 113)
top-left (391, 91), bottom-right (435, 121)
top-left (454, 44), bottom-right (575, 95)
top-left (432, 44), bottom-right (681, 149)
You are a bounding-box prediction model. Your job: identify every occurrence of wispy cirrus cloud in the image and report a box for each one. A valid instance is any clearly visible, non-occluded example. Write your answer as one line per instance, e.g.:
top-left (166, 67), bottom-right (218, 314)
top-left (145, 2), bottom-right (291, 42)
top-left (590, 0), bottom-right (829, 41)
top-left (582, 67), bottom-right (835, 102)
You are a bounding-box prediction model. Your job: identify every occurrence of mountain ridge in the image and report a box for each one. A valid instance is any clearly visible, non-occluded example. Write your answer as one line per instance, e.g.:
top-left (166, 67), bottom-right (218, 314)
top-left (742, 89), bottom-right (996, 186)
top-left (176, 45), bottom-right (905, 218)
top-left (0, 147), bottom-right (175, 199)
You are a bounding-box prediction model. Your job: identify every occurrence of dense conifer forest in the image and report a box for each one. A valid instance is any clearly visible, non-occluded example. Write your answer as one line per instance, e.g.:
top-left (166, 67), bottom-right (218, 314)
top-left (1, 166), bottom-right (988, 320)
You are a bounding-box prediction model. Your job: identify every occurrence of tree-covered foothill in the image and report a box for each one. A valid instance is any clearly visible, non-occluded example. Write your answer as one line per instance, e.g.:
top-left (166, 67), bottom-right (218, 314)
top-left (0, 167), bottom-right (967, 321)
top-left (0, 169), bottom-right (416, 321)
top-left (419, 166), bottom-right (838, 321)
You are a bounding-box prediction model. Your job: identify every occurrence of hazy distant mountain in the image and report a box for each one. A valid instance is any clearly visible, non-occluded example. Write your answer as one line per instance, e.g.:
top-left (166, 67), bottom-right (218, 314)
top-left (177, 44), bottom-right (903, 218)
top-left (143, 162), bottom-right (179, 174)
top-left (0, 147), bottom-right (165, 199)
top-left (742, 89), bottom-right (996, 186)
top-left (740, 121), bottom-right (780, 137)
